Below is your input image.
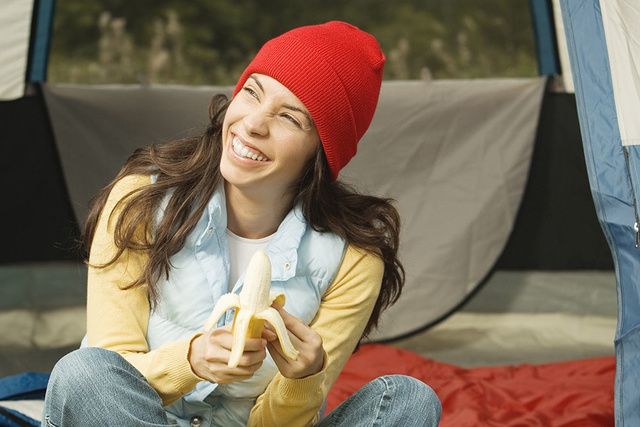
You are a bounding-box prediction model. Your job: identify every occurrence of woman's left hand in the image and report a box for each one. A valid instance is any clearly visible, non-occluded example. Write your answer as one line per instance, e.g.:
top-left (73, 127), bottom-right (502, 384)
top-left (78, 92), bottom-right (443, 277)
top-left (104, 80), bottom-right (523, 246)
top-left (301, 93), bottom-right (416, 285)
top-left (262, 303), bottom-right (325, 379)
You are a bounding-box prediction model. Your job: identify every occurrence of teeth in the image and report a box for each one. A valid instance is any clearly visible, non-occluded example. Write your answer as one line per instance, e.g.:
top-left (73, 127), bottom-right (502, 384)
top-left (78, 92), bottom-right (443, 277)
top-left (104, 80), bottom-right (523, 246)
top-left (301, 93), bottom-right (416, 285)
top-left (232, 137), bottom-right (268, 161)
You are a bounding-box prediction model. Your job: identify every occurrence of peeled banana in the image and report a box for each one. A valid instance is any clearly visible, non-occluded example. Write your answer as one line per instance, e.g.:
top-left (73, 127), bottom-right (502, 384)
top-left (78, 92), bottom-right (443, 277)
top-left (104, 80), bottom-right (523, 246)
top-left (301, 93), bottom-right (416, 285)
top-left (203, 250), bottom-right (299, 368)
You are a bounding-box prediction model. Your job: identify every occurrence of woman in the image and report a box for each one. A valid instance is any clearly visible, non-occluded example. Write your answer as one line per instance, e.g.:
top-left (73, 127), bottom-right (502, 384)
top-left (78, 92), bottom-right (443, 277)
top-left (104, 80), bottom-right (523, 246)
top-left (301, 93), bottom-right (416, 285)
top-left (43, 21), bottom-right (441, 426)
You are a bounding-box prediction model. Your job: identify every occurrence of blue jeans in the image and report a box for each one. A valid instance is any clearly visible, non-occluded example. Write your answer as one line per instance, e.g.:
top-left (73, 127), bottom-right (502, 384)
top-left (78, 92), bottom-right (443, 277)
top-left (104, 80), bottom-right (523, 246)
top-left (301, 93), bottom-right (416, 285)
top-left (43, 348), bottom-right (441, 426)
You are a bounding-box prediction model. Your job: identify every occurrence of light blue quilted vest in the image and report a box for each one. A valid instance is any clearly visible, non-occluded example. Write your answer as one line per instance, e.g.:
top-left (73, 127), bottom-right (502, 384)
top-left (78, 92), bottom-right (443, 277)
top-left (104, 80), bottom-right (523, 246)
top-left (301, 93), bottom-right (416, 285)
top-left (145, 180), bottom-right (346, 426)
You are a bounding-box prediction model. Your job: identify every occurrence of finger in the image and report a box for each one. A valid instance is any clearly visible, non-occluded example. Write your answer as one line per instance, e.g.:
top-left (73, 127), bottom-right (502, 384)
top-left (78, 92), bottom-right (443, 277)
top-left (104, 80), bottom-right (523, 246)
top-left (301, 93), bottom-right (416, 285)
top-left (264, 320), bottom-right (304, 348)
top-left (208, 327), bottom-right (234, 350)
top-left (218, 373), bottom-right (253, 384)
top-left (236, 347), bottom-right (267, 367)
top-left (228, 363), bottom-right (263, 377)
top-left (200, 332), bottom-right (233, 363)
top-left (223, 360), bottom-right (263, 376)
top-left (245, 360), bottom-right (264, 373)
top-left (266, 339), bottom-right (290, 362)
top-left (271, 305), bottom-right (314, 341)
top-left (261, 328), bottom-right (278, 342)
top-left (267, 340), bottom-right (291, 368)
top-left (242, 337), bottom-right (267, 352)
top-left (205, 361), bottom-right (238, 380)
top-left (204, 346), bottom-right (232, 364)
top-left (209, 324), bottom-right (232, 335)
top-left (209, 360), bottom-right (260, 379)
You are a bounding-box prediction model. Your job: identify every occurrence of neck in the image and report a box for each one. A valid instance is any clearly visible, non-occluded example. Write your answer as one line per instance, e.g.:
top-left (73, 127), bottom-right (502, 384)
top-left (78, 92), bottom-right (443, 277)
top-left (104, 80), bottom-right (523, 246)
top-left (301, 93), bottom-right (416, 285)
top-left (224, 181), bottom-right (292, 239)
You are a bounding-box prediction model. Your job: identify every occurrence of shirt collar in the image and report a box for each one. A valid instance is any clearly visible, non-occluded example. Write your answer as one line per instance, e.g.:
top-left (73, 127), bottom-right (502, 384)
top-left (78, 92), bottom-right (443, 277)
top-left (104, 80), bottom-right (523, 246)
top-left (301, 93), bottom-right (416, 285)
top-left (207, 182), bottom-right (306, 282)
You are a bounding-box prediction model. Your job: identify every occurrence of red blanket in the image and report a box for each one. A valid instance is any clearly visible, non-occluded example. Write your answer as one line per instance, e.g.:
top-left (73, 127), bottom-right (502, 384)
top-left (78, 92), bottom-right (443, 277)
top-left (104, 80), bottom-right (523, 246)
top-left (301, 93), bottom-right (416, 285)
top-left (327, 344), bottom-right (615, 426)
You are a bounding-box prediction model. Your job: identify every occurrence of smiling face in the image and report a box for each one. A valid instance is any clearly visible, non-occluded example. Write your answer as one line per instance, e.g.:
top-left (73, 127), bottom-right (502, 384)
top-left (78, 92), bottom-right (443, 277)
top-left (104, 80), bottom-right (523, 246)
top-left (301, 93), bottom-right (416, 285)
top-left (220, 73), bottom-right (321, 201)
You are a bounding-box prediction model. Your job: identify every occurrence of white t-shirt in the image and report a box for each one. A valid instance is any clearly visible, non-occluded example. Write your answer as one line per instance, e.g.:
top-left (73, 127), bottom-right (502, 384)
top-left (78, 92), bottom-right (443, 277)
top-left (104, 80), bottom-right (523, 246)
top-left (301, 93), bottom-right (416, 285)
top-left (226, 228), bottom-right (275, 289)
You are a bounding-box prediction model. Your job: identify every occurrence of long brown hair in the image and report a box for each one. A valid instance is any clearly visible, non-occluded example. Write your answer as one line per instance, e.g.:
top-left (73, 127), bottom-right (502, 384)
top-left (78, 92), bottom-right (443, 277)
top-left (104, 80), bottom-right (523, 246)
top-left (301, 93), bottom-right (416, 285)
top-left (84, 94), bottom-right (404, 339)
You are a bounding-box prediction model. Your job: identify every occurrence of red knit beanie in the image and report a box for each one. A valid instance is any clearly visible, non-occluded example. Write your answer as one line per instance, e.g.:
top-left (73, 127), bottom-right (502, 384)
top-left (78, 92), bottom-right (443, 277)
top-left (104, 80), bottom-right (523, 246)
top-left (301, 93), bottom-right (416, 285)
top-left (232, 21), bottom-right (385, 181)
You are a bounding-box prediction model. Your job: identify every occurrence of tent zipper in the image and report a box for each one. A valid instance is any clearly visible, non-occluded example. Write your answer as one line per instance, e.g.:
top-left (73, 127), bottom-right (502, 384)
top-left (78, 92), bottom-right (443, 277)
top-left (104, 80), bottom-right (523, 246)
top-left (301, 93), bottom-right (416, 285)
top-left (623, 146), bottom-right (640, 247)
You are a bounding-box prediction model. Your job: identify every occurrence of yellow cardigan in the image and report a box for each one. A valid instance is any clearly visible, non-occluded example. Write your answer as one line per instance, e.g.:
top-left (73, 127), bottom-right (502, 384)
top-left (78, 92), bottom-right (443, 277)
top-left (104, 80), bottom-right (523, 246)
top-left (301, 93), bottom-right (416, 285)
top-left (86, 174), bottom-right (383, 426)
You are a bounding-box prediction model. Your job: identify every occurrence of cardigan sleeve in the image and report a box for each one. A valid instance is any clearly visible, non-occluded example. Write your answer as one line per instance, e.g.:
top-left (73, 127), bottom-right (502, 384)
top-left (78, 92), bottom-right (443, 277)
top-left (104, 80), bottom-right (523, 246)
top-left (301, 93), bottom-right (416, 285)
top-left (247, 245), bottom-right (384, 427)
top-left (86, 174), bottom-right (203, 406)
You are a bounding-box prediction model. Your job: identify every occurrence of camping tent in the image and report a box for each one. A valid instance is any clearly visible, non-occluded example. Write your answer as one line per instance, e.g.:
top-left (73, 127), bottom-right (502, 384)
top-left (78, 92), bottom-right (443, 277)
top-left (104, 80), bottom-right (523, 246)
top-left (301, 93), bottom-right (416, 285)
top-left (560, 1), bottom-right (640, 424)
top-left (1, 0), bottom-right (637, 424)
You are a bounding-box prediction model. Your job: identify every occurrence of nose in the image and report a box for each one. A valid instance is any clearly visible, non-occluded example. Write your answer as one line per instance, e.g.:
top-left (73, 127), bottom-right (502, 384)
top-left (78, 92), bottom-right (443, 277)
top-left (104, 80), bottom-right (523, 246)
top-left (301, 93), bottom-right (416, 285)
top-left (242, 107), bottom-right (269, 137)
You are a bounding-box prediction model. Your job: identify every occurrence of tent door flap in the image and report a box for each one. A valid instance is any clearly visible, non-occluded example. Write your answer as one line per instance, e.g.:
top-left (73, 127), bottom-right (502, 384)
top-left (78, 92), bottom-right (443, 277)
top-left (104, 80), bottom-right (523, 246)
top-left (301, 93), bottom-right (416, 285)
top-left (623, 146), bottom-right (640, 247)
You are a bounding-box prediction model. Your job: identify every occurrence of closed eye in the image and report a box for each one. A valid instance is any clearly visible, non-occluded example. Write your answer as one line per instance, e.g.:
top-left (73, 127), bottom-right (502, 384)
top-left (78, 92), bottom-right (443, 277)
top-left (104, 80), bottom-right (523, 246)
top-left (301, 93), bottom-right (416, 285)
top-left (243, 86), bottom-right (259, 100)
top-left (281, 113), bottom-right (302, 128)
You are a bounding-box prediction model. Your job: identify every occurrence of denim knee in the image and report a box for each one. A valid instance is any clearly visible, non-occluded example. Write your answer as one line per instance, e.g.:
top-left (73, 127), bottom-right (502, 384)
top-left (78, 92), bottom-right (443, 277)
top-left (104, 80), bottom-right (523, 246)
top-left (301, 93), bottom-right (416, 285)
top-left (48, 347), bottom-right (133, 397)
top-left (379, 375), bottom-right (442, 423)
top-left (44, 348), bottom-right (172, 426)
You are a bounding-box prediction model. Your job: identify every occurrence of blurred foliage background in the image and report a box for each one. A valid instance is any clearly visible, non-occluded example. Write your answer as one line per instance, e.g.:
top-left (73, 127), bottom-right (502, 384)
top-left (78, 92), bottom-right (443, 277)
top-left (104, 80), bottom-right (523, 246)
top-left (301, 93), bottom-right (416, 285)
top-left (49, 0), bottom-right (538, 85)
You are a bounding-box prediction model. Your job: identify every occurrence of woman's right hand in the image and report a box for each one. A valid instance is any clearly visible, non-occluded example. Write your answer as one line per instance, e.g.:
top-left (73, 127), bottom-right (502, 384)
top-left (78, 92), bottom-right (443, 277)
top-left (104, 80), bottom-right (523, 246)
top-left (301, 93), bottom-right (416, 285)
top-left (188, 325), bottom-right (267, 384)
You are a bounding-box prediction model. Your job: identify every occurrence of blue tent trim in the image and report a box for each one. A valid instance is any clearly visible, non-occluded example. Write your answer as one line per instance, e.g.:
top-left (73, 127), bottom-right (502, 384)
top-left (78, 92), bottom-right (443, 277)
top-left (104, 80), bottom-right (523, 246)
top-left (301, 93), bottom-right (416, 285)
top-left (0, 406), bottom-right (41, 427)
top-left (28, 0), bottom-right (56, 83)
top-left (560, 0), bottom-right (640, 424)
top-left (0, 372), bottom-right (49, 427)
top-left (529, 0), bottom-right (560, 75)
top-left (0, 372), bottom-right (49, 401)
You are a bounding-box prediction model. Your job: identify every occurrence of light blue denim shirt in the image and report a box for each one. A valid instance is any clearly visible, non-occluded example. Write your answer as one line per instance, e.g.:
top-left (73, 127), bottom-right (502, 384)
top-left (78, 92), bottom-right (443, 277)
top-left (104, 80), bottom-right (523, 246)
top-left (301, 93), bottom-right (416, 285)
top-left (144, 180), bottom-right (346, 426)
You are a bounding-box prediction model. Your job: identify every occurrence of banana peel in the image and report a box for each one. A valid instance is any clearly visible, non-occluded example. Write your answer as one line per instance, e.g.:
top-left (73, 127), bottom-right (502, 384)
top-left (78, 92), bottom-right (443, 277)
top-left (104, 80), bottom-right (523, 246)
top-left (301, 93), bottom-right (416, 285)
top-left (203, 250), bottom-right (299, 368)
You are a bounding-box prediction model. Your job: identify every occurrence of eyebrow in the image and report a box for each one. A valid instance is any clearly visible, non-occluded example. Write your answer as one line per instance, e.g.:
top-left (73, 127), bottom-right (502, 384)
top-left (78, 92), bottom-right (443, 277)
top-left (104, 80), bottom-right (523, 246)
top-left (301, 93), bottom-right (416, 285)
top-left (248, 75), bottom-right (265, 93)
top-left (248, 75), bottom-right (314, 128)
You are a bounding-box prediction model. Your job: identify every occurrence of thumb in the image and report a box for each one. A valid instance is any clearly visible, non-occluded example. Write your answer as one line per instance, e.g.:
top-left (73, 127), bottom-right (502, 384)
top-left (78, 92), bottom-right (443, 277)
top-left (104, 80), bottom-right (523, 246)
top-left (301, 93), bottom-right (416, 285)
top-left (272, 303), bottom-right (294, 322)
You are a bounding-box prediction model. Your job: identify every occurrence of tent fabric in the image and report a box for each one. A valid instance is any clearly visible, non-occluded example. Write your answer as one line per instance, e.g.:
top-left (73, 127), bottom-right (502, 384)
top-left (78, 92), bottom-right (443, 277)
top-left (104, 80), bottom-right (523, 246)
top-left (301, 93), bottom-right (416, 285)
top-left (0, 0), bottom-right (34, 100)
top-left (0, 372), bottom-right (49, 401)
top-left (0, 372), bottom-right (48, 427)
top-left (555, 0), bottom-right (640, 105)
top-left (0, 405), bottom-right (40, 427)
top-left (327, 344), bottom-right (615, 426)
top-left (560, 0), bottom-right (640, 424)
top-left (0, 91), bottom-right (80, 263)
top-left (599, 0), bottom-right (640, 147)
top-left (495, 92), bottom-right (612, 270)
top-left (551, 0), bottom-right (575, 93)
top-left (42, 84), bottom-right (231, 224)
top-left (28, 0), bottom-right (56, 83)
top-left (529, 0), bottom-right (560, 75)
top-left (345, 79), bottom-right (545, 340)
top-left (43, 79), bottom-right (545, 340)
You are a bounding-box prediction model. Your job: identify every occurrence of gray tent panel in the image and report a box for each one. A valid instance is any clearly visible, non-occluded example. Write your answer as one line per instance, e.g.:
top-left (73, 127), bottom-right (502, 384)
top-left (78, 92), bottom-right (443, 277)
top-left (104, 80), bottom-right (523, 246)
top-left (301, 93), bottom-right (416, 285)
top-left (43, 84), bottom-right (232, 222)
top-left (350, 79), bottom-right (545, 340)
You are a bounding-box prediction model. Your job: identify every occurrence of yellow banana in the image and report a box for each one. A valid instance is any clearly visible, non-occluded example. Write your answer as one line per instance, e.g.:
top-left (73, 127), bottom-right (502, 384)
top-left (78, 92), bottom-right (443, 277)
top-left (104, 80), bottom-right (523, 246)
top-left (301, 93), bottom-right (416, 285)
top-left (203, 250), bottom-right (299, 368)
